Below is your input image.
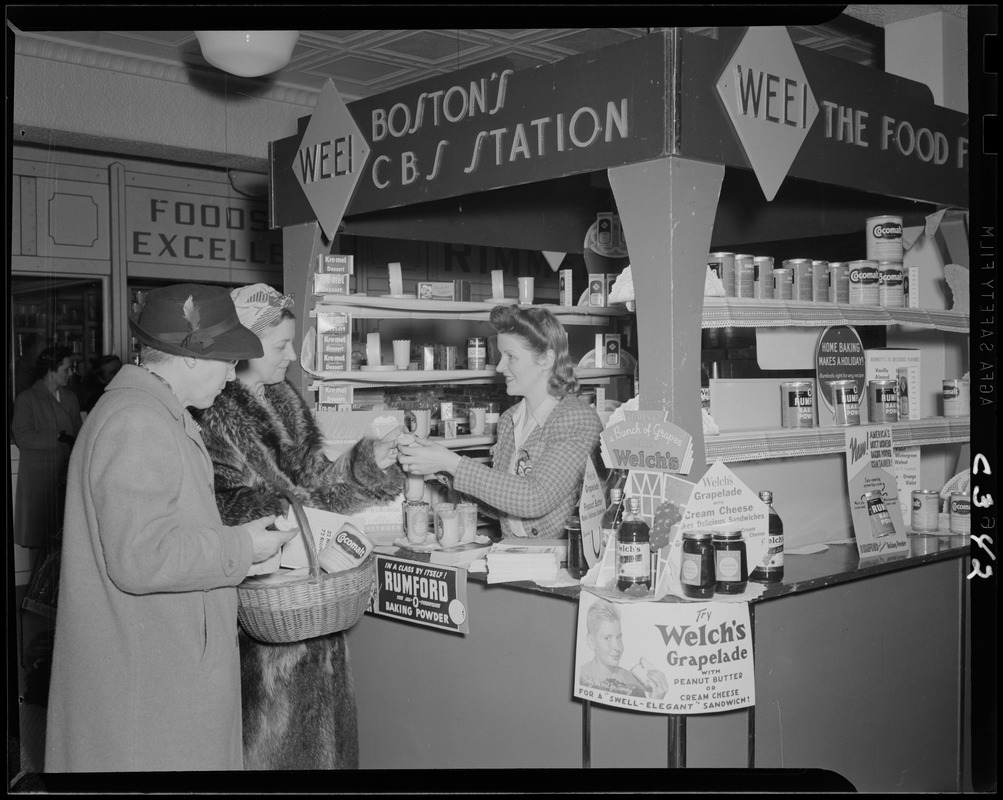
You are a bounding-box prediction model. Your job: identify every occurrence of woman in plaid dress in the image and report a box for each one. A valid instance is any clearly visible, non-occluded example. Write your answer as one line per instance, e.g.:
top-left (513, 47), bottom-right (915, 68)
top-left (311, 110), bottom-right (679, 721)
top-left (398, 304), bottom-right (603, 538)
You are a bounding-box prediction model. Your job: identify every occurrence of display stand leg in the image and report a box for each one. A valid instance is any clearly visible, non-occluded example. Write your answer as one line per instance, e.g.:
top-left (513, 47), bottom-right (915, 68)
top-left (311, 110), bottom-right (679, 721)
top-left (667, 714), bottom-right (686, 768)
top-left (748, 602), bottom-right (756, 768)
top-left (582, 699), bottom-right (592, 768)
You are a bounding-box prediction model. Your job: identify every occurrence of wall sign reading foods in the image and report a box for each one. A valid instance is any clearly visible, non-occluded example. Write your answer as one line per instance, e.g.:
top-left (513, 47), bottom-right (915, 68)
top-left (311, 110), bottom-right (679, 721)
top-left (271, 28), bottom-right (968, 227)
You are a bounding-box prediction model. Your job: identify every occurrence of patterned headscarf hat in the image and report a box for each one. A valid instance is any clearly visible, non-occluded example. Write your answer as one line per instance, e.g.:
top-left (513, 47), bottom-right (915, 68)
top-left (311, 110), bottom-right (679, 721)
top-left (230, 284), bottom-right (296, 339)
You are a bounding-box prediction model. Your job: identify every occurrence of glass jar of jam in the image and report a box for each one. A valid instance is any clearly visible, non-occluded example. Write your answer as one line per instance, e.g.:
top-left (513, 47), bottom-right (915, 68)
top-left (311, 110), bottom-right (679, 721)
top-left (712, 529), bottom-right (748, 594)
top-left (680, 530), bottom-right (715, 599)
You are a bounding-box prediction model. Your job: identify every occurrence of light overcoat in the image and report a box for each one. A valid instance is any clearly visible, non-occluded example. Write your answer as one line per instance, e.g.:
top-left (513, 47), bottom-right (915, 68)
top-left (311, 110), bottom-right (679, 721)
top-left (45, 365), bottom-right (254, 772)
top-left (11, 380), bottom-right (82, 547)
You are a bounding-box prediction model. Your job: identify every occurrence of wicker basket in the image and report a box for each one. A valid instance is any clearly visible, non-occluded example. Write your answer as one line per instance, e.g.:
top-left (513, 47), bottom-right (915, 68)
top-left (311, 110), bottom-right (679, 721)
top-left (237, 490), bottom-right (376, 643)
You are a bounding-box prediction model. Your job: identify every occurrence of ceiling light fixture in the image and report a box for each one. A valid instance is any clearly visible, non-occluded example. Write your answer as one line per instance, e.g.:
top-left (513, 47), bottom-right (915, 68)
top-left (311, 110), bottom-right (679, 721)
top-left (194, 30), bottom-right (299, 78)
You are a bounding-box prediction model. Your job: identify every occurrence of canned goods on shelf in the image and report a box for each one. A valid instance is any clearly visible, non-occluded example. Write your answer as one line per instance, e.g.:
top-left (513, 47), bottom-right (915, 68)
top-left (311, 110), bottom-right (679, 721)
top-left (911, 489), bottom-right (940, 533)
top-left (878, 262), bottom-right (904, 308)
top-left (942, 378), bottom-right (970, 417)
top-left (735, 255), bottom-right (755, 299)
top-left (753, 257), bottom-right (775, 299)
top-left (867, 379), bottom-right (899, 423)
top-left (828, 262), bottom-right (850, 304)
top-left (467, 337), bottom-right (487, 370)
top-left (830, 380), bottom-right (860, 426)
top-left (811, 261), bottom-right (830, 303)
top-left (773, 268), bottom-right (793, 300)
top-left (866, 215), bottom-right (904, 262)
top-left (784, 259), bottom-right (813, 302)
top-left (949, 492), bottom-right (970, 534)
top-left (780, 381), bottom-right (815, 428)
top-left (848, 260), bottom-right (880, 305)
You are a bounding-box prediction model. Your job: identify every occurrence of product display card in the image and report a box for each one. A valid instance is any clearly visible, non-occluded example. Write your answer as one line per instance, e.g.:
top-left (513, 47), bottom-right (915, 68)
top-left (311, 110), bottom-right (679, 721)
top-left (844, 425), bottom-right (909, 558)
top-left (579, 457), bottom-right (606, 569)
top-left (573, 590), bottom-right (755, 715)
top-left (600, 410), bottom-right (694, 475)
top-left (894, 446), bottom-right (922, 523)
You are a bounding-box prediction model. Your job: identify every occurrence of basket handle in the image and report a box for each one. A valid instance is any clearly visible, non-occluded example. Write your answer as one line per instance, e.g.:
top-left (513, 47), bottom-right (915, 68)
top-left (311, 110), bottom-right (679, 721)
top-left (279, 488), bottom-right (321, 583)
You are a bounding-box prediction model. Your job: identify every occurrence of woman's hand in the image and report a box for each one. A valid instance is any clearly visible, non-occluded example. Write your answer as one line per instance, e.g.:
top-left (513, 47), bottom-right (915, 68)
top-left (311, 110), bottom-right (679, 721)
top-left (397, 436), bottom-right (461, 477)
top-left (373, 426), bottom-right (405, 470)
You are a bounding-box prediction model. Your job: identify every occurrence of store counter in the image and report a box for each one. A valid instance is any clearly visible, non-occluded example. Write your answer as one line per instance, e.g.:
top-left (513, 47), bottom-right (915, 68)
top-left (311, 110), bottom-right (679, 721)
top-left (345, 537), bottom-right (970, 791)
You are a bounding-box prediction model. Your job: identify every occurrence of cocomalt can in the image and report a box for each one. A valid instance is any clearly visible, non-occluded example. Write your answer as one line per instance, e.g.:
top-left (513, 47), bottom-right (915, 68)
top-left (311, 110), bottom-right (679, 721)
top-left (780, 381), bottom-right (815, 428)
top-left (848, 260), bottom-right (880, 305)
top-left (828, 262), bottom-right (850, 304)
top-left (863, 490), bottom-right (896, 538)
top-left (868, 379), bottom-right (899, 423)
top-left (911, 489), bottom-right (940, 533)
top-left (943, 378), bottom-right (970, 417)
top-left (878, 262), bottom-right (904, 308)
top-left (949, 492), bottom-right (971, 535)
top-left (830, 380), bottom-right (860, 426)
top-left (866, 215), bottom-right (904, 262)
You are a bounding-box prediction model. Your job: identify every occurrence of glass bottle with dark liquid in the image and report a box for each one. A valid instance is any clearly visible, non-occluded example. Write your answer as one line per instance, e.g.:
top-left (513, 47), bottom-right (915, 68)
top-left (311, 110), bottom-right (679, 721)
top-left (616, 497), bottom-right (651, 592)
top-left (751, 490), bottom-right (784, 583)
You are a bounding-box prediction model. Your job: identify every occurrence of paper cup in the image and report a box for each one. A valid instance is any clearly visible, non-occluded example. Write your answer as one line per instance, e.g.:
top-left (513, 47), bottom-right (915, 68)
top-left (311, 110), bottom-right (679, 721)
top-left (518, 277), bottom-right (535, 305)
top-left (393, 339), bottom-right (411, 370)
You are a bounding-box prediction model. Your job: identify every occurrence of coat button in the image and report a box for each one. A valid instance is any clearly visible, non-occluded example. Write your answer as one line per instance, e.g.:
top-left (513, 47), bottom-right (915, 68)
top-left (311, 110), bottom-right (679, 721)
top-left (530, 528), bottom-right (539, 537)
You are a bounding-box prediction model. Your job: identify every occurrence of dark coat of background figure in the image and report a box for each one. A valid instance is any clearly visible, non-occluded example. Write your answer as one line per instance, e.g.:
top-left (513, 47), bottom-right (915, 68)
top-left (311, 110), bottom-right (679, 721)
top-left (194, 378), bottom-right (404, 769)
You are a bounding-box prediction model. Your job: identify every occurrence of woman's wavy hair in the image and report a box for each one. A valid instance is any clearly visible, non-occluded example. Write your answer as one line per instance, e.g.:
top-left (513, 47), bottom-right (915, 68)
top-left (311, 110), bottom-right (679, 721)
top-left (35, 346), bottom-right (73, 380)
top-left (489, 303), bottom-right (578, 398)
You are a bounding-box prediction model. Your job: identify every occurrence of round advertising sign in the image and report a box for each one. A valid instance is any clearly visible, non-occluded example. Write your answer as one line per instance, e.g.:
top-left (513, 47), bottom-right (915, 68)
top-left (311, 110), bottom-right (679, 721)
top-left (814, 325), bottom-right (866, 412)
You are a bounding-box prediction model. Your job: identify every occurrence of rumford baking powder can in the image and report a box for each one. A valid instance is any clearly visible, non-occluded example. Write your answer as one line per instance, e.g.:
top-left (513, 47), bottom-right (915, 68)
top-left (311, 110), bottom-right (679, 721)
top-left (848, 260), bottom-right (880, 305)
top-left (911, 489), bottom-right (940, 533)
top-left (863, 490), bottom-right (896, 538)
top-left (868, 379), bottom-right (899, 423)
top-left (780, 381), bottom-right (815, 428)
top-left (831, 379), bottom-right (861, 426)
top-left (467, 337), bottom-right (487, 370)
top-left (812, 261), bottom-right (830, 302)
top-left (735, 254), bottom-right (755, 298)
top-left (949, 492), bottom-right (971, 534)
top-left (943, 378), bottom-right (970, 417)
top-left (709, 252), bottom-right (736, 296)
top-left (829, 262), bottom-right (850, 304)
top-left (754, 257), bottom-right (775, 299)
top-left (866, 215), bottom-right (904, 262)
top-left (878, 262), bottom-right (904, 307)
top-left (773, 267), bottom-right (794, 300)
top-left (784, 259), bottom-right (814, 301)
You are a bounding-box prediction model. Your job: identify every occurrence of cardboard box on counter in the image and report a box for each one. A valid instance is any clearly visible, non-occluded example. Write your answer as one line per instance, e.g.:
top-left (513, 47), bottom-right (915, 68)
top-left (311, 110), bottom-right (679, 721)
top-left (417, 280), bottom-right (470, 301)
top-left (865, 348), bottom-right (921, 421)
top-left (314, 273), bottom-right (351, 295)
top-left (317, 254), bottom-right (354, 274)
top-left (317, 311), bottom-right (352, 372)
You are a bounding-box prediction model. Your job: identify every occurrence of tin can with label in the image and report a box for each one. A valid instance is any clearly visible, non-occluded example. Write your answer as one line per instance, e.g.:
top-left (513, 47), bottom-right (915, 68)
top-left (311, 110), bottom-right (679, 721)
top-left (735, 254), bottom-right (755, 298)
top-left (830, 380), bottom-right (861, 426)
top-left (403, 500), bottom-right (430, 545)
top-left (812, 261), bottom-right (830, 302)
top-left (784, 259), bottom-right (814, 301)
top-left (467, 337), bottom-right (487, 370)
top-left (949, 492), bottom-right (971, 534)
top-left (866, 215), bottom-right (904, 262)
top-left (868, 379), bottom-right (899, 423)
top-left (911, 489), bottom-right (940, 533)
top-left (878, 262), bottom-right (904, 307)
top-left (828, 262), bottom-right (850, 304)
top-left (943, 378), bottom-right (970, 417)
top-left (484, 402), bottom-right (500, 436)
top-left (709, 252), bottom-right (736, 296)
top-left (773, 267), bottom-right (793, 300)
top-left (753, 257), bottom-right (774, 299)
top-left (848, 260), bottom-right (880, 305)
top-left (863, 490), bottom-right (896, 538)
top-left (780, 381), bottom-right (815, 428)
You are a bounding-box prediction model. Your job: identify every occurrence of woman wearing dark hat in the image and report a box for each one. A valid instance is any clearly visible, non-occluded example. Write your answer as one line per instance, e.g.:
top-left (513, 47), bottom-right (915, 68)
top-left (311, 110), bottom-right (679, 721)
top-left (45, 284), bottom-right (295, 773)
top-left (193, 283), bottom-right (405, 769)
top-left (11, 346), bottom-right (83, 570)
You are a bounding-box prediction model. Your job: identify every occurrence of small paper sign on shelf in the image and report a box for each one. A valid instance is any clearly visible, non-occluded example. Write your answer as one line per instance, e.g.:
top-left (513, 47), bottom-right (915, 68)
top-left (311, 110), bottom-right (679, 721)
top-left (600, 410), bottom-right (694, 475)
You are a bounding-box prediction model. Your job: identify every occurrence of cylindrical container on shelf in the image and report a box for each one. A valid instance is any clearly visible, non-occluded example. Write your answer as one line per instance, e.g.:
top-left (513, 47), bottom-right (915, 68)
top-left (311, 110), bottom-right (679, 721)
top-left (680, 530), bottom-right (715, 599)
top-left (848, 260), bottom-right (880, 305)
top-left (712, 529), bottom-right (748, 595)
top-left (949, 492), bottom-right (971, 535)
top-left (942, 378), bottom-right (970, 417)
top-left (467, 337), bottom-right (487, 370)
top-left (868, 379), bottom-right (899, 423)
top-left (811, 261), bottom-right (830, 302)
top-left (866, 215), bottom-right (904, 262)
top-left (878, 262), bottom-right (905, 307)
top-left (828, 262), bottom-right (850, 304)
top-left (484, 402), bottom-right (500, 436)
top-left (735, 254), bottom-right (755, 298)
top-left (773, 267), bottom-right (794, 300)
top-left (911, 489), bottom-right (941, 533)
top-left (831, 380), bottom-right (861, 426)
top-left (784, 259), bottom-right (814, 301)
top-left (753, 257), bottom-right (775, 299)
top-left (896, 367), bottom-right (912, 419)
top-left (708, 252), bottom-right (736, 296)
top-left (780, 381), bottom-right (815, 428)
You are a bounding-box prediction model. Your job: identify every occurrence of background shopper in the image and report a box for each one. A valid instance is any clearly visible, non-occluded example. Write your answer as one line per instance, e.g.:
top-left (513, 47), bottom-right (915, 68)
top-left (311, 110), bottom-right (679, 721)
top-left (193, 283), bottom-right (405, 769)
top-left (45, 284), bottom-right (291, 772)
top-left (397, 304), bottom-right (603, 538)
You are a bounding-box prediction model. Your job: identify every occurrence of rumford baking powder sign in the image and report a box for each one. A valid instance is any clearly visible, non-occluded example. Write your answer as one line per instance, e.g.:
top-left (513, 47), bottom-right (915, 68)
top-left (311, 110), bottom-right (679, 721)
top-left (574, 590), bottom-right (755, 715)
top-left (368, 555), bottom-right (470, 635)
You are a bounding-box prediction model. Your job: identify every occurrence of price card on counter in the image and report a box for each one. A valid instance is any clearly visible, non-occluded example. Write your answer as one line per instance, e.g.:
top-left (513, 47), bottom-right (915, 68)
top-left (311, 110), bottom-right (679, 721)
top-left (573, 590), bottom-right (755, 715)
top-left (367, 555), bottom-right (470, 634)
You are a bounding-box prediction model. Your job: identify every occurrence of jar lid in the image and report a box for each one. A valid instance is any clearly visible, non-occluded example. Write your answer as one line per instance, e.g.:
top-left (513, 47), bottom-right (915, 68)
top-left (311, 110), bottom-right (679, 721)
top-left (683, 530), bottom-right (712, 541)
top-left (712, 529), bottom-right (743, 541)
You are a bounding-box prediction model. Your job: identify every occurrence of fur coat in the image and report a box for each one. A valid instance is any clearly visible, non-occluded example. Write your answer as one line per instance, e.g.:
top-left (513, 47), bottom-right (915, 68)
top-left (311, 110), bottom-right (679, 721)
top-left (194, 379), bottom-right (404, 770)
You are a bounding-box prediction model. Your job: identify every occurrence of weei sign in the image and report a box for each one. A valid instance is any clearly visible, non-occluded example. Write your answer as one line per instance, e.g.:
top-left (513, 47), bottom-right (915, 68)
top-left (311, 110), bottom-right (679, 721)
top-left (271, 29), bottom-right (967, 229)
